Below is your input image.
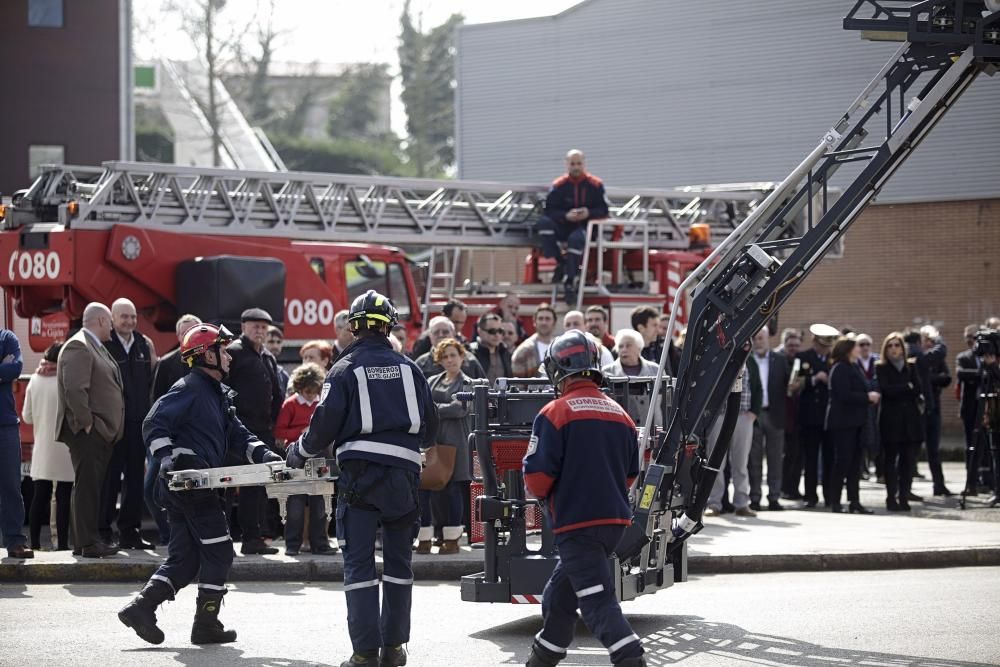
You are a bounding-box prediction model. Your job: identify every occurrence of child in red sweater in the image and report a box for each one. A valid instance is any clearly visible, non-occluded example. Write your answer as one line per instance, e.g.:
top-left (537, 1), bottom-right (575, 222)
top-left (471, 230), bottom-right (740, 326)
top-left (275, 363), bottom-right (335, 556)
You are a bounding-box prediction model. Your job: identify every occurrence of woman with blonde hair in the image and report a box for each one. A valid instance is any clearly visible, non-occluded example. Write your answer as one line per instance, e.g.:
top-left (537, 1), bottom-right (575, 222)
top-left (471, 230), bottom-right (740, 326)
top-left (418, 338), bottom-right (472, 555)
top-left (876, 332), bottom-right (925, 511)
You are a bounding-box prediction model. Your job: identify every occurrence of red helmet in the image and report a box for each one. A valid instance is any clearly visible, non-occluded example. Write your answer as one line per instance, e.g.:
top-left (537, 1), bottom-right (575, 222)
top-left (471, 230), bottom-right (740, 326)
top-left (181, 324), bottom-right (235, 368)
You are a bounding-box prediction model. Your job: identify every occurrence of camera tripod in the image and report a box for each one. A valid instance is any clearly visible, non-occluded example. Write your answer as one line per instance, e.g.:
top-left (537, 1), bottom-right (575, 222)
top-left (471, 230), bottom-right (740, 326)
top-left (959, 370), bottom-right (999, 510)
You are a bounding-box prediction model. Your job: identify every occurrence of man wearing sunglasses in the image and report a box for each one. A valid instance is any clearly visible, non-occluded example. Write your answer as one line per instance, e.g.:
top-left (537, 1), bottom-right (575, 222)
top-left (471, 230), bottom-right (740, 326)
top-left (469, 313), bottom-right (513, 386)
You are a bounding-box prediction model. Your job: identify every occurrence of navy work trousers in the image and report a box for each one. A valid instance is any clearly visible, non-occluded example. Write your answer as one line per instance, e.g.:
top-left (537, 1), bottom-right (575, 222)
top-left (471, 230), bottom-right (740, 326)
top-left (148, 479), bottom-right (233, 597)
top-left (536, 216), bottom-right (586, 283)
top-left (536, 525), bottom-right (643, 664)
top-left (0, 425), bottom-right (26, 549)
top-left (336, 461), bottom-right (419, 653)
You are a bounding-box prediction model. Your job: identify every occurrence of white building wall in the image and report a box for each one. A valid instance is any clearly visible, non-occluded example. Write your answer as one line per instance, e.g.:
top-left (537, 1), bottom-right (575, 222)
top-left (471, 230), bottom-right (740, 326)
top-left (456, 0), bottom-right (1000, 203)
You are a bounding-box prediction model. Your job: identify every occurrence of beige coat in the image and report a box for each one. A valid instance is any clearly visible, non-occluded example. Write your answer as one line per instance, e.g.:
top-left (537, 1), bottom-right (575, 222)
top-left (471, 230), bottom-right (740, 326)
top-left (23, 371), bottom-right (74, 482)
top-left (56, 329), bottom-right (124, 444)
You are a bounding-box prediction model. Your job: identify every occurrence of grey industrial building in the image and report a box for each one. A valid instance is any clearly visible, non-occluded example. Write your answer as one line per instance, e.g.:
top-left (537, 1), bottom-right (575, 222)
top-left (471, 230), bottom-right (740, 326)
top-left (455, 0), bottom-right (999, 204)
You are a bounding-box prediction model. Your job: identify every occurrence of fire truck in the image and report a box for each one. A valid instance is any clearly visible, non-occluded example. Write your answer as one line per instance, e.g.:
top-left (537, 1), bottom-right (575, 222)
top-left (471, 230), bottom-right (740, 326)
top-left (0, 164), bottom-right (775, 354)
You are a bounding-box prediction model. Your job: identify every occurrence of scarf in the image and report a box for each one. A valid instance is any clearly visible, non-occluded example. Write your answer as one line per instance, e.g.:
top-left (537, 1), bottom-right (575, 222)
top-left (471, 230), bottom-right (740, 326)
top-left (890, 356), bottom-right (905, 373)
top-left (36, 360), bottom-right (57, 377)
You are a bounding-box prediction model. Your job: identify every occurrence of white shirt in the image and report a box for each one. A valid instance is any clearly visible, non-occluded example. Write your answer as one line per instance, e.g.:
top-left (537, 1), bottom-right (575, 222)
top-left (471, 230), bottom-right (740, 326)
top-left (859, 355), bottom-right (874, 374)
top-left (535, 339), bottom-right (551, 363)
top-left (753, 351), bottom-right (770, 409)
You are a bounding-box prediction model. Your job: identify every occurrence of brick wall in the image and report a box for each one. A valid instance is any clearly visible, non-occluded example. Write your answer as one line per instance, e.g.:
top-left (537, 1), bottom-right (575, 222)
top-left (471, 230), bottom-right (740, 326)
top-left (779, 199), bottom-right (1000, 435)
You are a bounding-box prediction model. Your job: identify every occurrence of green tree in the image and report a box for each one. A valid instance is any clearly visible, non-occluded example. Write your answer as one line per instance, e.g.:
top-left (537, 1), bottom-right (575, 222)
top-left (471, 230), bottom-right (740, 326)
top-left (327, 63), bottom-right (392, 139)
top-left (398, 1), bottom-right (463, 177)
top-left (272, 135), bottom-right (411, 177)
top-left (168, 0), bottom-right (256, 166)
top-left (243, 0), bottom-right (280, 124)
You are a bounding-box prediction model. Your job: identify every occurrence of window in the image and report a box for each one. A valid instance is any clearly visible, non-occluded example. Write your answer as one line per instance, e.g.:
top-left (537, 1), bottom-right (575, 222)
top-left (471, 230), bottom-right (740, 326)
top-left (387, 263), bottom-right (411, 320)
top-left (345, 258), bottom-right (413, 321)
top-left (28, 0), bottom-right (63, 28)
top-left (309, 257), bottom-right (326, 282)
top-left (135, 65), bottom-right (157, 91)
top-left (29, 145), bottom-right (65, 178)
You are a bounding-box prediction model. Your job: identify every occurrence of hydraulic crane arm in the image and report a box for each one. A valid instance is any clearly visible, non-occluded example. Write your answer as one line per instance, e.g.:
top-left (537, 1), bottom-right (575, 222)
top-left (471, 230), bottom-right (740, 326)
top-left (619, 0), bottom-right (999, 560)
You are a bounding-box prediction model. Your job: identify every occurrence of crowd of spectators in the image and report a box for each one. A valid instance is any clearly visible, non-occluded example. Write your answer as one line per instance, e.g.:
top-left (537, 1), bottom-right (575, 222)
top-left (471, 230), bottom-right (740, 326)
top-left (3, 290), bottom-right (996, 559)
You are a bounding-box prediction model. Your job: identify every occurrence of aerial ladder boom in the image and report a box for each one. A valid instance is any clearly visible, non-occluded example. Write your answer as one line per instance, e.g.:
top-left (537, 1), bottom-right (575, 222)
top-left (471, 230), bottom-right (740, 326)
top-left (6, 161), bottom-right (771, 251)
top-left (620, 0), bottom-right (1000, 562)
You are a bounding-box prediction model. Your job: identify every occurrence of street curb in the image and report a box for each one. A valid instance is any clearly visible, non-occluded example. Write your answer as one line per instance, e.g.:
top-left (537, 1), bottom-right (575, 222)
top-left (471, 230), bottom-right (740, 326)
top-left (688, 547), bottom-right (1000, 574)
top-left (3, 547), bottom-right (999, 583)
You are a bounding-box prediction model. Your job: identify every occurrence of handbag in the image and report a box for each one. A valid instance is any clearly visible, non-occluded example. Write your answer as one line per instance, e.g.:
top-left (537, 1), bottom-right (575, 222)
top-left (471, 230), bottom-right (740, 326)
top-left (420, 444), bottom-right (457, 491)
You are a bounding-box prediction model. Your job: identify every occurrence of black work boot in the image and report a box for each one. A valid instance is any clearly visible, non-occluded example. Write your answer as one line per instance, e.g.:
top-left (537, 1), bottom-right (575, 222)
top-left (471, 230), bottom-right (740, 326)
top-left (380, 644), bottom-right (407, 666)
top-left (190, 591), bottom-right (237, 644)
top-left (340, 650), bottom-right (380, 666)
top-left (526, 640), bottom-right (563, 667)
top-left (118, 579), bottom-right (173, 645)
top-left (614, 656), bottom-right (647, 667)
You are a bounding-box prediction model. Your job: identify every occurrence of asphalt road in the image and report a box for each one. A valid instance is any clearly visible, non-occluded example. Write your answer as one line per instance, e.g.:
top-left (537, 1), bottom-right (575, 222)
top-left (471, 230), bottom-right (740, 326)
top-left (1, 567), bottom-right (998, 666)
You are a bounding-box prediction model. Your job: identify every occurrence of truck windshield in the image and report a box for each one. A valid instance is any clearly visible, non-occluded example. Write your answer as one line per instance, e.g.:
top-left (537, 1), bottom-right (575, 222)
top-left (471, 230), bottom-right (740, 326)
top-left (345, 259), bottom-right (411, 321)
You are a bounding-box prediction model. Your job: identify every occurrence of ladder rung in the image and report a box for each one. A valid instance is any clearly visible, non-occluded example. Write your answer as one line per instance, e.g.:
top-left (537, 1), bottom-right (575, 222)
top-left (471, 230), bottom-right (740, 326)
top-left (600, 242), bottom-right (646, 250)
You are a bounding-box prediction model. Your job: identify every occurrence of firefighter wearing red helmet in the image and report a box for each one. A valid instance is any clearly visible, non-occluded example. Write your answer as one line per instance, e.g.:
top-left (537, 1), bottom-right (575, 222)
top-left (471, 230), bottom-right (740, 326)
top-left (286, 289), bottom-right (437, 667)
top-left (118, 323), bottom-right (283, 646)
top-left (523, 330), bottom-right (646, 667)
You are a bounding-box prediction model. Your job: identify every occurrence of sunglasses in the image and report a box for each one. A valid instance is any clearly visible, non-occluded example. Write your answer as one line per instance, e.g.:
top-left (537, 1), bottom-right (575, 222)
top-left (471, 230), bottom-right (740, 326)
top-left (859, 342), bottom-right (871, 347)
top-left (887, 342), bottom-right (902, 348)
top-left (483, 328), bottom-right (503, 335)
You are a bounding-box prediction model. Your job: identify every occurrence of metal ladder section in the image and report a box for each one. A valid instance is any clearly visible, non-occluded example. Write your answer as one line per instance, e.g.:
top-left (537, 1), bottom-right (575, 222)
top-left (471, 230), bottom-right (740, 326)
top-left (11, 161), bottom-right (773, 251)
top-left (574, 218), bottom-right (651, 310)
top-left (647, 1), bottom-right (999, 507)
top-left (421, 246), bottom-right (462, 324)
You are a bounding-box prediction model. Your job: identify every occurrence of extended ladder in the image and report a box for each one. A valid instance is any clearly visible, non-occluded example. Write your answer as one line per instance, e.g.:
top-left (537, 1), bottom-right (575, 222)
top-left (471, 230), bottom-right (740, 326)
top-left (8, 161), bottom-right (775, 252)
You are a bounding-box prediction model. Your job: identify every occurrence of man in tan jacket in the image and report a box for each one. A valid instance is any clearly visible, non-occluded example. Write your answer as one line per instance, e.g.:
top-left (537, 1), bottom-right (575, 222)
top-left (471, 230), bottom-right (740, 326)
top-left (58, 302), bottom-right (125, 557)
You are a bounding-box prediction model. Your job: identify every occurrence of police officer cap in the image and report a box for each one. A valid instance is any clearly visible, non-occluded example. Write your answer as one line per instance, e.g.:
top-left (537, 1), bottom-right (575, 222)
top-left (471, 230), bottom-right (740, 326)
top-left (809, 323), bottom-right (839, 339)
top-left (241, 307), bottom-right (273, 324)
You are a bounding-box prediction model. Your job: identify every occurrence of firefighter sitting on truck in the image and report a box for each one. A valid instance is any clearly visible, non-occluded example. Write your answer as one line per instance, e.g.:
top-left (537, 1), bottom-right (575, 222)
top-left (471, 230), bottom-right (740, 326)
top-left (536, 149), bottom-right (610, 301)
top-left (117, 323), bottom-right (283, 646)
top-left (285, 289), bottom-right (437, 667)
top-left (522, 330), bottom-right (646, 667)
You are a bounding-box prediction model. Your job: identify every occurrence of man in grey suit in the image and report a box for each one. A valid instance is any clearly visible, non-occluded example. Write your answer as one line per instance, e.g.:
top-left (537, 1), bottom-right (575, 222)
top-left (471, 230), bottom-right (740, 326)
top-left (58, 302), bottom-right (125, 557)
top-left (748, 325), bottom-right (791, 511)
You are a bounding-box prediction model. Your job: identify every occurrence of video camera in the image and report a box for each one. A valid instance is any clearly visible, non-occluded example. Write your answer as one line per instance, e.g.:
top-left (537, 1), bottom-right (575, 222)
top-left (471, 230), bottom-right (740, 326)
top-left (974, 329), bottom-right (1000, 358)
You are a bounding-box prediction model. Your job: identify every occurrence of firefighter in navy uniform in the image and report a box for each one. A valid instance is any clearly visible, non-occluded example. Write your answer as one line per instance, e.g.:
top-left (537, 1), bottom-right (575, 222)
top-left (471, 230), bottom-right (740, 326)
top-left (286, 290), bottom-right (437, 667)
top-left (523, 331), bottom-right (645, 667)
top-left (536, 149), bottom-right (610, 301)
top-left (117, 323), bottom-right (283, 646)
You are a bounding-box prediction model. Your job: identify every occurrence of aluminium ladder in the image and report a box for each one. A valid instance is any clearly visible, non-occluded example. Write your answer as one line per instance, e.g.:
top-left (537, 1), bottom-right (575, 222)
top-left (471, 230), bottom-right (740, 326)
top-left (10, 162), bottom-right (776, 251)
top-left (8, 162), bottom-right (787, 318)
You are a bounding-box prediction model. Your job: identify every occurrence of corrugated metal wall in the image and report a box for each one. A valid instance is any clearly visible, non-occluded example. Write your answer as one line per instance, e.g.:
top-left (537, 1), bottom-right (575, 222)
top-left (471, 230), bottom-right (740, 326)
top-left (456, 0), bottom-right (1000, 203)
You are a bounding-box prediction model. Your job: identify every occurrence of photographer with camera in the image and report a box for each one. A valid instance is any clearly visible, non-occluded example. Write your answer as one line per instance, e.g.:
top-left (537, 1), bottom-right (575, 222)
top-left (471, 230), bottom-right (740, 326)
top-left (958, 328), bottom-right (1000, 507)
